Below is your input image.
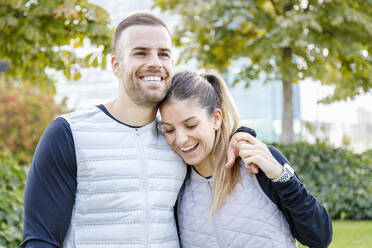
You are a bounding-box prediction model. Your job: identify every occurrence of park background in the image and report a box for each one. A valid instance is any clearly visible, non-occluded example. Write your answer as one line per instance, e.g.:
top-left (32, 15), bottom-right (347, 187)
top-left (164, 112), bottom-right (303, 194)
top-left (0, 0), bottom-right (371, 247)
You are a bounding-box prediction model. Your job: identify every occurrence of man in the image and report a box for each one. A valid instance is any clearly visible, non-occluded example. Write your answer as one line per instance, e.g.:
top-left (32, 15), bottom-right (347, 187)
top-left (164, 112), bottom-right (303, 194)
top-left (22, 13), bottom-right (186, 247)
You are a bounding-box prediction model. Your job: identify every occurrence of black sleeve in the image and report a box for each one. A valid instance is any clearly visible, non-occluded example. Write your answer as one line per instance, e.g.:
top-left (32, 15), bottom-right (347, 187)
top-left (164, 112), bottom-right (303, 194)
top-left (232, 126), bottom-right (257, 138)
top-left (21, 117), bottom-right (77, 248)
top-left (256, 146), bottom-right (332, 248)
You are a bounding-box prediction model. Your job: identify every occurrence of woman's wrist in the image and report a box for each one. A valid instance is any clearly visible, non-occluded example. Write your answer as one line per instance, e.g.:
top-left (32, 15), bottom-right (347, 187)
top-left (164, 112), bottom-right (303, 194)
top-left (271, 163), bottom-right (295, 183)
top-left (268, 162), bottom-right (284, 180)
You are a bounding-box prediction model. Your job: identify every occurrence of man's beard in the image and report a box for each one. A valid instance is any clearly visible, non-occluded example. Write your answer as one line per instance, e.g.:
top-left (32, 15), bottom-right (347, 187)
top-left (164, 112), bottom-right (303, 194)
top-left (125, 76), bottom-right (171, 107)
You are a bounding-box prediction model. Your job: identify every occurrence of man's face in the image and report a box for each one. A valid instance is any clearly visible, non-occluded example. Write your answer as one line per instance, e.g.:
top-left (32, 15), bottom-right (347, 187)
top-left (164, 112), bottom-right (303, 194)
top-left (112, 25), bottom-right (173, 106)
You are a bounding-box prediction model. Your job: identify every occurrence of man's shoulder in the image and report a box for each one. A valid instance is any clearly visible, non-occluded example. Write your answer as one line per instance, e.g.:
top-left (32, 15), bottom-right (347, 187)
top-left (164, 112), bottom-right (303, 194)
top-left (44, 117), bottom-right (72, 140)
top-left (60, 106), bottom-right (104, 126)
top-left (36, 117), bottom-right (75, 159)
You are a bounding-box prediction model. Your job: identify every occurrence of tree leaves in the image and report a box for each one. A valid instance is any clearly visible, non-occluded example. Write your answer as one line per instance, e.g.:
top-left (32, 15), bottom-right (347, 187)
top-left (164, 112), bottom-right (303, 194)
top-left (0, 0), bottom-right (113, 91)
top-left (154, 0), bottom-right (372, 143)
top-left (153, 0), bottom-right (372, 102)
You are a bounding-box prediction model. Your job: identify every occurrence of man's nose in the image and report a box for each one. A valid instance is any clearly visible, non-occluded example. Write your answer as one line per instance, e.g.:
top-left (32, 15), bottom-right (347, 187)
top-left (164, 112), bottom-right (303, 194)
top-left (147, 53), bottom-right (162, 68)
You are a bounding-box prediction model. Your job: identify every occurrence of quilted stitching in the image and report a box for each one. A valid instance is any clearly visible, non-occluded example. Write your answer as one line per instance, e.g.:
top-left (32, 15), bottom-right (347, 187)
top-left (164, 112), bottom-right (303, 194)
top-left (178, 167), bottom-right (297, 248)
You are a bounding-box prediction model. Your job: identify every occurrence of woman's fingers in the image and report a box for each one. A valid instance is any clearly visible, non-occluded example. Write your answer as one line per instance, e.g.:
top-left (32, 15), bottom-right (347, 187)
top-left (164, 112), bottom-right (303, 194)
top-left (238, 145), bottom-right (263, 173)
top-left (237, 142), bottom-right (283, 179)
top-left (244, 161), bottom-right (259, 174)
top-left (232, 132), bottom-right (259, 146)
top-left (238, 144), bottom-right (263, 157)
top-left (226, 132), bottom-right (264, 169)
top-left (232, 134), bottom-right (284, 179)
top-left (225, 132), bottom-right (245, 168)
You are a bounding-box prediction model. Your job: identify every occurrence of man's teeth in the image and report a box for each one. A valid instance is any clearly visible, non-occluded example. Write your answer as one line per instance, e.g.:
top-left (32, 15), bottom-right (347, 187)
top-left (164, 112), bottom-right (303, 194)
top-left (143, 76), bottom-right (161, 81)
top-left (180, 144), bottom-right (197, 152)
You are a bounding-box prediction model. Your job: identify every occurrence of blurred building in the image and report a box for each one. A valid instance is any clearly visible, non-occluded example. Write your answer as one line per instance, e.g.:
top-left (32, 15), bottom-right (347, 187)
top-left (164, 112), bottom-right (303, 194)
top-left (301, 108), bottom-right (372, 153)
top-left (228, 78), bottom-right (301, 143)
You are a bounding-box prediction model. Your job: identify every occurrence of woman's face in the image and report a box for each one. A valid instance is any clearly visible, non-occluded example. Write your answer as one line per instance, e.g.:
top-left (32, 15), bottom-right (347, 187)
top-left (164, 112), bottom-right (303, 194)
top-left (160, 99), bottom-right (221, 167)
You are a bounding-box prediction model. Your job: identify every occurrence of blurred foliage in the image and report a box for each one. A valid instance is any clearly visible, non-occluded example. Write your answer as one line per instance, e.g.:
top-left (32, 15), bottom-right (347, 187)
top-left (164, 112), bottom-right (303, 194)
top-left (342, 135), bottom-right (351, 149)
top-left (0, 0), bottom-right (113, 93)
top-left (0, 80), bottom-right (70, 165)
top-left (0, 153), bottom-right (27, 247)
top-left (273, 142), bottom-right (372, 220)
top-left (362, 149), bottom-right (372, 162)
top-left (154, 0), bottom-right (372, 143)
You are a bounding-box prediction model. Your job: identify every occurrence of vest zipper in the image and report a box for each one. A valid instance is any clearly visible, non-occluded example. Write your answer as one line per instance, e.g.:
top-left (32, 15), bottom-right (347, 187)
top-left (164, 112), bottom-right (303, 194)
top-left (207, 179), bottom-right (226, 248)
top-left (136, 128), bottom-right (150, 247)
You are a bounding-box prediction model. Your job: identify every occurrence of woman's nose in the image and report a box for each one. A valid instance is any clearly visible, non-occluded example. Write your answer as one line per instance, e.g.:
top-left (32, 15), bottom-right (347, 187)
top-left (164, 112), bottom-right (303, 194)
top-left (175, 131), bottom-right (188, 146)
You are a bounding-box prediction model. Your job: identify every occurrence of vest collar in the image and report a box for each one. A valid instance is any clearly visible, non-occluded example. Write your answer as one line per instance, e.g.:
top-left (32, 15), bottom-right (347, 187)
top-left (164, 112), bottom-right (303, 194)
top-left (190, 167), bottom-right (213, 184)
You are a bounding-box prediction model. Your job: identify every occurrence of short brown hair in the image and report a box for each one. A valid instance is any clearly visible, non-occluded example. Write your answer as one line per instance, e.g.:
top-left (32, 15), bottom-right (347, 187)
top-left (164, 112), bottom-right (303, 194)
top-left (114, 13), bottom-right (170, 55)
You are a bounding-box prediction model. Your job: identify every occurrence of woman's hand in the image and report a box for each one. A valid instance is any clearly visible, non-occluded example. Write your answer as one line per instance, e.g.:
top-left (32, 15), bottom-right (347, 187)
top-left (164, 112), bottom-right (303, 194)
top-left (236, 133), bottom-right (284, 180)
top-left (225, 132), bottom-right (259, 174)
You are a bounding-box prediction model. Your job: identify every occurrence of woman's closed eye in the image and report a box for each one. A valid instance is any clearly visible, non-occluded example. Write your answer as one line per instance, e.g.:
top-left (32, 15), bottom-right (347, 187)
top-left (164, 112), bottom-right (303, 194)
top-left (164, 128), bottom-right (175, 134)
top-left (186, 124), bottom-right (196, 129)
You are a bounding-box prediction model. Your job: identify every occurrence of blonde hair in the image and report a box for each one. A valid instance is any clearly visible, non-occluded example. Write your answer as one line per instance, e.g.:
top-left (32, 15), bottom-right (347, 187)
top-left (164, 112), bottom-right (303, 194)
top-left (159, 71), bottom-right (240, 215)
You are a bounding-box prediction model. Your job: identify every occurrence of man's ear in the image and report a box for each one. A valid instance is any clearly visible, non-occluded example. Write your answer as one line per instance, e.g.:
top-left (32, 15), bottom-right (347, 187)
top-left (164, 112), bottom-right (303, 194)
top-left (111, 55), bottom-right (121, 77)
top-left (212, 108), bottom-right (223, 130)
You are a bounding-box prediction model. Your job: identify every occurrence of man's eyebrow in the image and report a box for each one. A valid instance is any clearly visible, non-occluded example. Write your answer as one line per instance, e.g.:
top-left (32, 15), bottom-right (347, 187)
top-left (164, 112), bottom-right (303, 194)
top-left (132, 47), bottom-right (149, 51)
top-left (159, 48), bottom-right (171, 53)
top-left (131, 47), bottom-right (171, 52)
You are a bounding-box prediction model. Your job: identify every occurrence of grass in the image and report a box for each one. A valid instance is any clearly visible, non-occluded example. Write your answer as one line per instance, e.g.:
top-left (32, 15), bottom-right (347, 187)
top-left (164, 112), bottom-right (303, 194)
top-left (297, 220), bottom-right (372, 248)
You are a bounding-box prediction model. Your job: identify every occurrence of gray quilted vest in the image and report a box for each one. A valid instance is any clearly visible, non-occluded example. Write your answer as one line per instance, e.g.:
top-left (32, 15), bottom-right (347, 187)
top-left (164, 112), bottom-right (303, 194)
top-left (177, 166), bottom-right (297, 248)
top-left (61, 107), bottom-right (187, 248)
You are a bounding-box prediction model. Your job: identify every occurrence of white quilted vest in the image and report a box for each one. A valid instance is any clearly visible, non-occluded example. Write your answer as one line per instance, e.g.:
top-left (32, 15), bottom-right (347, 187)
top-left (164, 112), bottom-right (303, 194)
top-left (177, 166), bottom-right (297, 248)
top-left (61, 107), bottom-right (187, 248)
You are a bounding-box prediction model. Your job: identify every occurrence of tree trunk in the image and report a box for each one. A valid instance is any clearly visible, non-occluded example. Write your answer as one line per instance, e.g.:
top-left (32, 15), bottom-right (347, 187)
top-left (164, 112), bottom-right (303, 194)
top-left (280, 47), bottom-right (294, 144)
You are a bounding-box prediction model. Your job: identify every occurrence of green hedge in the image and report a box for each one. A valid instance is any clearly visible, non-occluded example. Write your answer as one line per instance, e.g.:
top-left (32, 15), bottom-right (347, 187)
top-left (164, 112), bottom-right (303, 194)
top-left (273, 142), bottom-right (372, 220)
top-left (0, 153), bottom-right (27, 247)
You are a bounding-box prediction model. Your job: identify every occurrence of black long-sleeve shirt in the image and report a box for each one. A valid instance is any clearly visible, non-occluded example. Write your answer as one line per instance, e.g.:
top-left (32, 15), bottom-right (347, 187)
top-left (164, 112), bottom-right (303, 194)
top-left (262, 146), bottom-right (332, 248)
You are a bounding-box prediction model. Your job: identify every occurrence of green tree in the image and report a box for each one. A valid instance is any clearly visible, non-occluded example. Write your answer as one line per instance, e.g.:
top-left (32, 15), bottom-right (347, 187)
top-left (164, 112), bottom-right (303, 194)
top-left (0, 0), bottom-right (113, 92)
top-left (153, 0), bottom-right (372, 143)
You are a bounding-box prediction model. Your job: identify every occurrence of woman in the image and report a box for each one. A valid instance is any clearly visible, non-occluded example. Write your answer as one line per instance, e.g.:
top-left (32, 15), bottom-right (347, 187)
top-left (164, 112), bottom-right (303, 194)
top-left (159, 71), bottom-right (332, 248)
